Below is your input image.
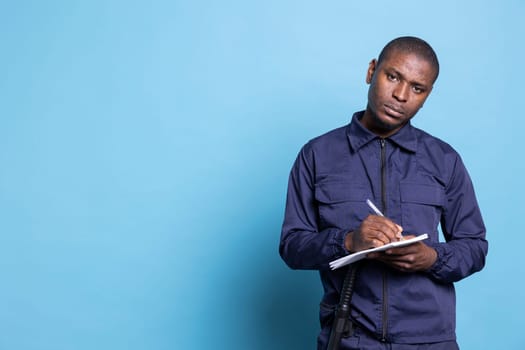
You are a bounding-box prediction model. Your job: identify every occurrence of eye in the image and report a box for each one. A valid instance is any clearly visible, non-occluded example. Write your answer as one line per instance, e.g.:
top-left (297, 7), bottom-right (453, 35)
top-left (412, 86), bottom-right (425, 94)
top-left (386, 73), bottom-right (398, 82)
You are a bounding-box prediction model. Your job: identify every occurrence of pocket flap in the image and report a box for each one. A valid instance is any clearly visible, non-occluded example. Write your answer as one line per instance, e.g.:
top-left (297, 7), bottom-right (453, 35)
top-left (400, 182), bottom-right (445, 206)
top-left (315, 182), bottom-right (368, 204)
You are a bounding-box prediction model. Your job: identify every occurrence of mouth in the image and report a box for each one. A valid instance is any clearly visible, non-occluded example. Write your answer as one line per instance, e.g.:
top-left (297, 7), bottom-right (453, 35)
top-left (384, 104), bottom-right (404, 118)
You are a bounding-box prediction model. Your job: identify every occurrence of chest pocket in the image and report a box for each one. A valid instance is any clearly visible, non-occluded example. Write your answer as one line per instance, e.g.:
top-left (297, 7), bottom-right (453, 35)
top-left (315, 182), bottom-right (369, 231)
top-left (400, 182), bottom-right (445, 240)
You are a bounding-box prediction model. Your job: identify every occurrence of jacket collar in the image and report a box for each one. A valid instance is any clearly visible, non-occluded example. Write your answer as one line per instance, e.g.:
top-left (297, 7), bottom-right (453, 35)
top-left (346, 111), bottom-right (417, 153)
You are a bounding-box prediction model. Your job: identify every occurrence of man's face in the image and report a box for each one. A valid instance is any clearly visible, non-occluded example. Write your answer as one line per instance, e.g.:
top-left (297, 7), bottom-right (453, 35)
top-left (361, 50), bottom-right (435, 138)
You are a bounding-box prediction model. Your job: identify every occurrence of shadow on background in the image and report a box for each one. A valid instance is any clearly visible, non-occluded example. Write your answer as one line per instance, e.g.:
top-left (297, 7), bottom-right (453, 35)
top-left (256, 263), bottom-right (321, 350)
top-left (226, 212), bottom-right (322, 350)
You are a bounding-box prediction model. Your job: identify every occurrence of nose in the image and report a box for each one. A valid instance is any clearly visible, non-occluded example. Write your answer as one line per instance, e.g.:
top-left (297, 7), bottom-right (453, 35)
top-left (393, 82), bottom-right (409, 102)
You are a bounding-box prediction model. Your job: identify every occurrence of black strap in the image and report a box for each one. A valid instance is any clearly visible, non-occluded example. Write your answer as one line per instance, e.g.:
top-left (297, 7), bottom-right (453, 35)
top-left (326, 262), bottom-right (360, 350)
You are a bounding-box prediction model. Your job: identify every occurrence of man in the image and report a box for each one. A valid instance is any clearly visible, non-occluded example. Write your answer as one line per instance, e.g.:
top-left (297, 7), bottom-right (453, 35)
top-left (279, 37), bottom-right (488, 349)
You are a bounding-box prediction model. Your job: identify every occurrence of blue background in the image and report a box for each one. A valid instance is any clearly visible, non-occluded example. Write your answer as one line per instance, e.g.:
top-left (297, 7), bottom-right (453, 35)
top-left (0, 1), bottom-right (522, 349)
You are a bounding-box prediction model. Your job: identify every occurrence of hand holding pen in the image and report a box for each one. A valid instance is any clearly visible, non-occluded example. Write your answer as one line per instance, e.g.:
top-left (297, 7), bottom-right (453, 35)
top-left (344, 199), bottom-right (403, 253)
top-left (350, 199), bottom-right (437, 272)
top-left (366, 199), bottom-right (404, 241)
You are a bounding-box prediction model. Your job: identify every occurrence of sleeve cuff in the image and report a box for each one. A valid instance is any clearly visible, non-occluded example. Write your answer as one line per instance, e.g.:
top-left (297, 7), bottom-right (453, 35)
top-left (427, 242), bottom-right (447, 277)
top-left (333, 229), bottom-right (352, 257)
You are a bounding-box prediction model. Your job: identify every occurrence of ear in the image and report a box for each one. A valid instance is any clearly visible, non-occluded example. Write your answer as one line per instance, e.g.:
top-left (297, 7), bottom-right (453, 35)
top-left (366, 59), bottom-right (377, 84)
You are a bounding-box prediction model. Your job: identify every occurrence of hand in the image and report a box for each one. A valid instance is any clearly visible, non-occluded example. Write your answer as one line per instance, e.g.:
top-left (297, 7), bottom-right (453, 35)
top-left (345, 215), bottom-right (403, 253)
top-left (367, 236), bottom-right (437, 272)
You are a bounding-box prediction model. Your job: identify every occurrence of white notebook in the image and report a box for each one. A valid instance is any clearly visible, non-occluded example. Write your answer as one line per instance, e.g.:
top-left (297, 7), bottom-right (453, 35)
top-left (329, 234), bottom-right (429, 270)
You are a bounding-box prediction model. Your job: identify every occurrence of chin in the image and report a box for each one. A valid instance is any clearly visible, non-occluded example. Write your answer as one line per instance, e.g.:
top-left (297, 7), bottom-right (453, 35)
top-left (377, 115), bottom-right (403, 131)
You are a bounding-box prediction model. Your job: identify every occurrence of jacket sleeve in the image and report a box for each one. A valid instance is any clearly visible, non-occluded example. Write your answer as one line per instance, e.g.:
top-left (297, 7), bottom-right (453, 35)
top-left (279, 144), bottom-right (350, 270)
top-left (427, 155), bottom-right (488, 283)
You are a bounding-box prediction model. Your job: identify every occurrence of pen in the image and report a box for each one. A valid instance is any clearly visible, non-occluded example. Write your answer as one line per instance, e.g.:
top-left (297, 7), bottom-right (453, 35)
top-left (366, 198), bottom-right (384, 217)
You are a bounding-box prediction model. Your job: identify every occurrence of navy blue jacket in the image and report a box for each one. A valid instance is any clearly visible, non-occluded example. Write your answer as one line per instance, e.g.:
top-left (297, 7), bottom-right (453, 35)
top-left (280, 112), bottom-right (488, 346)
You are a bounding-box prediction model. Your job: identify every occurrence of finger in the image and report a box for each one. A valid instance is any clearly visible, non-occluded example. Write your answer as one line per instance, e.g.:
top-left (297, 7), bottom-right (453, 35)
top-left (367, 252), bottom-right (417, 273)
top-left (367, 252), bottom-right (378, 259)
top-left (360, 237), bottom-right (388, 250)
top-left (384, 255), bottom-right (418, 268)
top-left (372, 250), bottom-right (414, 263)
top-left (388, 242), bottom-right (424, 255)
top-left (373, 230), bottom-right (392, 245)
top-left (358, 226), bottom-right (390, 245)
top-left (371, 237), bottom-right (388, 247)
top-left (395, 225), bottom-right (403, 239)
top-left (370, 216), bottom-right (403, 238)
top-left (367, 221), bottom-right (402, 242)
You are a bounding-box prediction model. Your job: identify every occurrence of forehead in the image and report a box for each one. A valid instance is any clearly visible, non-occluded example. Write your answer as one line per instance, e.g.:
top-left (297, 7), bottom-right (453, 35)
top-left (379, 50), bottom-right (436, 85)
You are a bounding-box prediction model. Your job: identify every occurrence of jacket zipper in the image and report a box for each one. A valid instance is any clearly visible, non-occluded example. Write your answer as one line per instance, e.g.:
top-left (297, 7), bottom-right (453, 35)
top-left (380, 139), bottom-right (387, 216)
top-left (380, 138), bottom-right (388, 342)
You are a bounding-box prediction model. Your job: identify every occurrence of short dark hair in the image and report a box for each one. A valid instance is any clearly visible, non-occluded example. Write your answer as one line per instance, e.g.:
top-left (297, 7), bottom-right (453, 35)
top-left (377, 36), bottom-right (440, 82)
